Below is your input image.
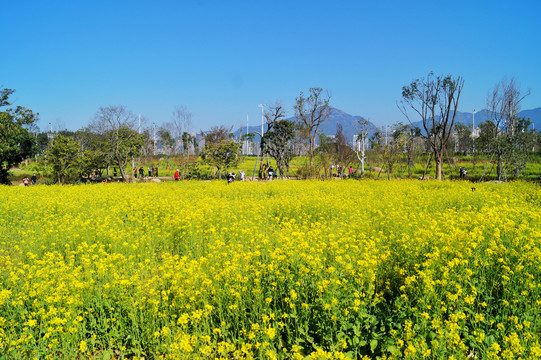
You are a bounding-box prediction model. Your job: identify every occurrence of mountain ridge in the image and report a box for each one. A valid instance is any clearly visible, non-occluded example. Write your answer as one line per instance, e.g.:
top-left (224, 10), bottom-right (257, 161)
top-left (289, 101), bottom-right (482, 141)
top-left (232, 107), bottom-right (541, 143)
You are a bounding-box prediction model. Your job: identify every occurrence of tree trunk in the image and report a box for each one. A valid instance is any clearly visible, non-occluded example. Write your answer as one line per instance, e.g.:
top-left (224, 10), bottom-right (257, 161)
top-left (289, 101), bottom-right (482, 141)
top-left (497, 153), bottom-right (503, 181)
top-left (360, 139), bottom-right (366, 176)
top-left (435, 154), bottom-right (443, 181)
top-left (119, 159), bottom-right (128, 181)
top-left (309, 137), bottom-right (315, 171)
top-left (360, 151), bottom-right (365, 176)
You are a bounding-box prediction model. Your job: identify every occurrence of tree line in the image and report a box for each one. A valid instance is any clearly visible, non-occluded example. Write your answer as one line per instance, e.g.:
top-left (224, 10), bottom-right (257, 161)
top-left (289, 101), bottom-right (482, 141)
top-left (1, 72), bottom-right (540, 184)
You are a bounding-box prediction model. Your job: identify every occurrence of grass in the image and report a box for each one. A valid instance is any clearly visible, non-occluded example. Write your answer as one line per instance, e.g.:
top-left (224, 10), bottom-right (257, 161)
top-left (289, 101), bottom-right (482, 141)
top-left (11, 151), bottom-right (541, 185)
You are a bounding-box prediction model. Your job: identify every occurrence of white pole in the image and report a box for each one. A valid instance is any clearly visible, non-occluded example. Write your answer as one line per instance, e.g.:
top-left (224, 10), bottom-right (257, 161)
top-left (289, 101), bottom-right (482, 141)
top-left (258, 104), bottom-right (266, 155)
top-left (258, 104), bottom-right (266, 137)
top-left (246, 115), bottom-right (249, 155)
top-left (472, 109), bottom-right (476, 153)
top-left (153, 123), bottom-right (156, 155)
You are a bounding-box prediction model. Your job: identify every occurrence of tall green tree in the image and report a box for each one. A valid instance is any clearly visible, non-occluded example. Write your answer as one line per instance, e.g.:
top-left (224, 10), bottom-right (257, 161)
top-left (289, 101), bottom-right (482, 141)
top-left (201, 140), bottom-right (241, 179)
top-left (75, 127), bottom-right (110, 177)
top-left (200, 126), bottom-right (239, 179)
top-left (46, 134), bottom-right (80, 184)
top-left (158, 127), bottom-right (176, 155)
top-left (181, 132), bottom-right (195, 154)
top-left (261, 119), bottom-right (295, 178)
top-left (0, 88), bottom-right (38, 184)
top-left (453, 123), bottom-right (473, 154)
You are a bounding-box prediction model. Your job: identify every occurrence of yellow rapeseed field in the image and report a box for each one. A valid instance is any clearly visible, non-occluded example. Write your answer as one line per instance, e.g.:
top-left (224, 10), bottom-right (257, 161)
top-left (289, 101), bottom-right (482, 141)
top-left (0, 180), bottom-right (540, 359)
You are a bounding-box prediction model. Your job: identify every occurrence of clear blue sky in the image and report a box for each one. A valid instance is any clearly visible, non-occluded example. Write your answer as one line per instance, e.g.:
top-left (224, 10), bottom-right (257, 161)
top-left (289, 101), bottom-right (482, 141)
top-left (2, 0), bottom-right (540, 132)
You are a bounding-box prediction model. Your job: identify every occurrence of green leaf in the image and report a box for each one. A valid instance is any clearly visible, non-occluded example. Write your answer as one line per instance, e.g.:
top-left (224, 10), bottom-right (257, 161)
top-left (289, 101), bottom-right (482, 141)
top-left (370, 339), bottom-right (378, 352)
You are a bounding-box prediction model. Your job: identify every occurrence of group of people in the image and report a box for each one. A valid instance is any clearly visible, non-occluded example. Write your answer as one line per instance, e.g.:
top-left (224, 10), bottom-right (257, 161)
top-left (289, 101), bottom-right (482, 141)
top-left (133, 166), bottom-right (159, 179)
top-left (22, 174), bottom-right (37, 186)
top-left (226, 170), bottom-right (245, 184)
top-left (259, 162), bottom-right (278, 180)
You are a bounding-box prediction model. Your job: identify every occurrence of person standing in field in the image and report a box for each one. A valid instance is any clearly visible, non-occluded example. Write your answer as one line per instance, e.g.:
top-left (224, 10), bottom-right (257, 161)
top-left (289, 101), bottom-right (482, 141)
top-left (23, 177), bottom-right (29, 186)
top-left (174, 169), bottom-right (179, 181)
top-left (148, 167), bottom-right (152, 177)
top-left (139, 167), bottom-right (144, 178)
top-left (134, 167), bottom-right (138, 178)
top-left (31, 174), bottom-right (37, 185)
top-left (239, 170), bottom-right (245, 181)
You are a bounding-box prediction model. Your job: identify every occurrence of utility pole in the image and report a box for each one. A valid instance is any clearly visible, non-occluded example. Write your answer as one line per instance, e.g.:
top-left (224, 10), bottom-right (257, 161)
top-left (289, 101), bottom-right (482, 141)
top-left (47, 122), bottom-right (54, 145)
top-left (253, 104), bottom-right (266, 180)
top-left (258, 104), bottom-right (266, 138)
top-left (152, 123), bottom-right (157, 155)
top-left (472, 109), bottom-right (476, 153)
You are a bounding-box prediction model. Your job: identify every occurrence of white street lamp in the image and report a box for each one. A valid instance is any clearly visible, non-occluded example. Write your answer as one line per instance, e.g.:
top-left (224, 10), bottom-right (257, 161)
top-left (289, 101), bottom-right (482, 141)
top-left (258, 104), bottom-right (266, 138)
top-left (472, 109), bottom-right (476, 153)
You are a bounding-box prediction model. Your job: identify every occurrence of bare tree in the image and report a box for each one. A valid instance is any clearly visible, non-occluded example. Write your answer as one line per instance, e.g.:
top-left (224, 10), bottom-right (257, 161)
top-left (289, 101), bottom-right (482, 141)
top-left (355, 118), bottom-right (372, 176)
top-left (399, 72), bottom-right (464, 180)
top-left (333, 124), bottom-right (357, 177)
top-left (92, 105), bottom-right (143, 181)
top-left (294, 88), bottom-right (332, 170)
top-left (200, 125), bottom-right (232, 146)
top-left (264, 102), bottom-right (286, 127)
top-left (485, 77), bottom-right (531, 180)
top-left (381, 125), bottom-right (408, 180)
top-left (171, 105), bottom-right (192, 153)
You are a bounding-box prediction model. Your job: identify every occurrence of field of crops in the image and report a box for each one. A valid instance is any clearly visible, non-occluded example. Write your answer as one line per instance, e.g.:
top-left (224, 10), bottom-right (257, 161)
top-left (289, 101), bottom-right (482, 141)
top-left (1, 180), bottom-right (541, 359)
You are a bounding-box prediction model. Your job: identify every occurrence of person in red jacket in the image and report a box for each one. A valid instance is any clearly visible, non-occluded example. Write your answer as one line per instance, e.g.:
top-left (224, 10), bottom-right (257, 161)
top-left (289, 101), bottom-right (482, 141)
top-left (174, 169), bottom-right (179, 181)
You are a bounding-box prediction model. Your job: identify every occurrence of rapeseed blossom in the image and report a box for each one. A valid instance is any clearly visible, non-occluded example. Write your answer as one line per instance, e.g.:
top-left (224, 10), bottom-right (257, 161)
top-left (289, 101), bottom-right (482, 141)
top-left (0, 180), bottom-right (540, 358)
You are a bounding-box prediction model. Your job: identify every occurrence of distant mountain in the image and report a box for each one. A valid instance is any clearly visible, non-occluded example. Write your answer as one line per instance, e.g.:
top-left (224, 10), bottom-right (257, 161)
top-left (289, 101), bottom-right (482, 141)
top-left (306, 108), bottom-right (379, 142)
top-left (409, 108), bottom-right (541, 132)
top-left (518, 108), bottom-right (541, 129)
top-left (233, 107), bottom-right (541, 143)
top-left (233, 107), bottom-right (378, 144)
